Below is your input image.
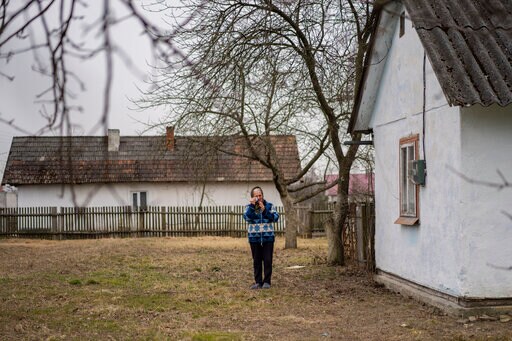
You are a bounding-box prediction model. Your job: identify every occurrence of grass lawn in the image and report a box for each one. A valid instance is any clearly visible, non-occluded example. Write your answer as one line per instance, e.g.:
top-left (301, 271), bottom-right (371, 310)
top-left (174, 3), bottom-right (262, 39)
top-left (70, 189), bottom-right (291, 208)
top-left (0, 237), bottom-right (511, 340)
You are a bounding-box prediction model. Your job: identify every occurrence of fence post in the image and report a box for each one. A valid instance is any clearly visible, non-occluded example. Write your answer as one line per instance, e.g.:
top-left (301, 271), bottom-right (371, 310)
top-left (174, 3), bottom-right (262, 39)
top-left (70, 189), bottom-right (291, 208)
top-left (9, 208), bottom-right (18, 236)
top-left (128, 206), bottom-right (133, 236)
top-left (304, 210), bottom-right (313, 239)
top-left (366, 203), bottom-right (376, 272)
top-left (356, 204), bottom-right (366, 264)
top-left (58, 207), bottom-right (64, 240)
top-left (0, 208), bottom-right (4, 237)
top-left (226, 207), bottom-right (231, 237)
top-left (138, 209), bottom-right (145, 237)
top-left (238, 205), bottom-right (243, 238)
top-left (160, 206), bottom-right (166, 237)
top-left (51, 207), bottom-right (58, 240)
top-left (361, 203), bottom-right (368, 262)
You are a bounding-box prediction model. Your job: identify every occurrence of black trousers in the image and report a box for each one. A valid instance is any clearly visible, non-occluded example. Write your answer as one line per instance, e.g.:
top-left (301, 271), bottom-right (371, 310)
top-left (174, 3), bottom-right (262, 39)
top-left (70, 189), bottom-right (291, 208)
top-left (250, 242), bottom-right (274, 285)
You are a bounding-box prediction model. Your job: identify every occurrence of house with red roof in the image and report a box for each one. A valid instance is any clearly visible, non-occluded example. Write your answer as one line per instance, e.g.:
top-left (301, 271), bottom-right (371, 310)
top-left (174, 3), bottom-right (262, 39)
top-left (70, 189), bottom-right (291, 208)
top-left (1, 127), bottom-right (301, 208)
top-left (325, 173), bottom-right (374, 203)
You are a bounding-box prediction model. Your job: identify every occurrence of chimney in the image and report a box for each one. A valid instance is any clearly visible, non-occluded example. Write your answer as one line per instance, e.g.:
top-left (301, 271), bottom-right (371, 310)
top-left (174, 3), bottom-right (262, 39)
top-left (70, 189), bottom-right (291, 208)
top-left (108, 129), bottom-right (120, 152)
top-left (166, 126), bottom-right (175, 151)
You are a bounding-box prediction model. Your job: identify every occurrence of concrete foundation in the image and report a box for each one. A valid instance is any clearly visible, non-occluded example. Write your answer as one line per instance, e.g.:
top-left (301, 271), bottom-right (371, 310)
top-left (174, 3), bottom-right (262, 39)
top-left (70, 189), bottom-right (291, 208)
top-left (375, 270), bottom-right (512, 318)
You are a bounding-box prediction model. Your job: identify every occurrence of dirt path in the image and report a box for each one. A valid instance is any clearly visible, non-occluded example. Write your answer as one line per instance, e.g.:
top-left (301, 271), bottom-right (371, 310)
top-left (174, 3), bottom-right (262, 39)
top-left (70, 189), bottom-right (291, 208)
top-left (0, 237), bottom-right (511, 340)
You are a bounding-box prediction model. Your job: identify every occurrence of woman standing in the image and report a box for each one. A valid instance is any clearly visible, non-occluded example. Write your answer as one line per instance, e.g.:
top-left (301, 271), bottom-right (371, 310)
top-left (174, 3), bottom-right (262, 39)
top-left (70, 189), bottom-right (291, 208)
top-left (243, 186), bottom-right (279, 289)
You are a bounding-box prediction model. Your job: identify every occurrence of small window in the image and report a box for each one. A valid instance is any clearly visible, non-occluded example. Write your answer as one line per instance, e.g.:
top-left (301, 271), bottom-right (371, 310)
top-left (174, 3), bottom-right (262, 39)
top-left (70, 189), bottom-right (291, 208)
top-left (132, 191), bottom-right (147, 210)
top-left (399, 12), bottom-right (405, 37)
top-left (395, 135), bottom-right (419, 225)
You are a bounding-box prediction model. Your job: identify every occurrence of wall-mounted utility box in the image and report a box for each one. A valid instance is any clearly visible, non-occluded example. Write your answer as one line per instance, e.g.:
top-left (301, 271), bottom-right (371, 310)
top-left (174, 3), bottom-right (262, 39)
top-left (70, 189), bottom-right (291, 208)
top-left (409, 160), bottom-right (426, 185)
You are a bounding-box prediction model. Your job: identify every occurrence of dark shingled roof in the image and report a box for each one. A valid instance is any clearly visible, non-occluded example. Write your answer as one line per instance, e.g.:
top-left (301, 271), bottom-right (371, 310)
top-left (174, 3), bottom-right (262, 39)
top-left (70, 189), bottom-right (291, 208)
top-left (2, 135), bottom-right (301, 185)
top-left (403, 0), bottom-right (512, 106)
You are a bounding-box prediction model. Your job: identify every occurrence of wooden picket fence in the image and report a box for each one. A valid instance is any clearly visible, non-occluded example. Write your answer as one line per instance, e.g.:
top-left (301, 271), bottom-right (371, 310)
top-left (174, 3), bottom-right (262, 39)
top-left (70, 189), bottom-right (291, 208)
top-left (0, 203), bottom-right (375, 269)
top-left (0, 205), bottom-right (286, 239)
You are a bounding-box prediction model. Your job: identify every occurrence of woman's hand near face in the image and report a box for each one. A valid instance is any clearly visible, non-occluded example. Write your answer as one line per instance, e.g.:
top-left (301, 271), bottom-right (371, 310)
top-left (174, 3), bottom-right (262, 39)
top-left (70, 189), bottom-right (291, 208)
top-left (258, 200), bottom-right (265, 211)
top-left (249, 197), bottom-right (264, 211)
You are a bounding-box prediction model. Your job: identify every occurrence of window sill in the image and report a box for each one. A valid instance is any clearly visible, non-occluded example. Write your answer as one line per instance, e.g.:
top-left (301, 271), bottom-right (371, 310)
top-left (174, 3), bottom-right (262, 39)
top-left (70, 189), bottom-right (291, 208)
top-left (394, 216), bottom-right (419, 226)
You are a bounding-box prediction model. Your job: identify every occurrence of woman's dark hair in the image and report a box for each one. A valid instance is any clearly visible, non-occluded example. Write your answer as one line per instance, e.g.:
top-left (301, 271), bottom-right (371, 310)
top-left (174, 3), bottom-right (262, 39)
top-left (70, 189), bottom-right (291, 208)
top-left (250, 186), bottom-right (263, 197)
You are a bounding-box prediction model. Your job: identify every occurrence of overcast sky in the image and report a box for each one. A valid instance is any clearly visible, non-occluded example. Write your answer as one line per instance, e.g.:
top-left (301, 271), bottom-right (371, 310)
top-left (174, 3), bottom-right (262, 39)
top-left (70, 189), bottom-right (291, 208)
top-left (0, 2), bottom-right (167, 179)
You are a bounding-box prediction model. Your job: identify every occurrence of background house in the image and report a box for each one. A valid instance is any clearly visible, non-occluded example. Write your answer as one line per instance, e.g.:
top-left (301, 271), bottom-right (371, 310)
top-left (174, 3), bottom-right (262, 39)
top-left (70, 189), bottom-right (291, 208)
top-left (1, 128), bottom-right (301, 208)
top-left (325, 173), bottom-right (374, 204)
top-left (350, 0), bottom-right (512, 315)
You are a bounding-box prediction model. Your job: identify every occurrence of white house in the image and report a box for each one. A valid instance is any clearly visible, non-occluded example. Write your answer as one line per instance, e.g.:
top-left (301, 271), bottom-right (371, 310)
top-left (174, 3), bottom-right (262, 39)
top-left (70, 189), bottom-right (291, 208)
top-left (350, 0), bottom-right (512, 315)
top-left (1, 127), bottom-right (301, 208)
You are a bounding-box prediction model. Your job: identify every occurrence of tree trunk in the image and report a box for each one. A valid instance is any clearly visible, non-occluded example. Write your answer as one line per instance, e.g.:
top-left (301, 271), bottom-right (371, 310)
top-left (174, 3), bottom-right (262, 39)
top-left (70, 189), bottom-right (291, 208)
top-left (281, 194), bottom-right (299, 249)
top-left (271, 166), bottom-right (299, 249)
top-left (326, 165), bottom-right (352, 265)
top-left (326, 200), bottom-right (349, 265)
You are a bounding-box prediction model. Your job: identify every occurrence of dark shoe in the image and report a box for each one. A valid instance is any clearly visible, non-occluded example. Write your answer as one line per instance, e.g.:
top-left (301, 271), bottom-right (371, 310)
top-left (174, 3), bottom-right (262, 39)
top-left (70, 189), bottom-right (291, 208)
top-left (250, 283), bottom-right (261, 290)
top-left (262, 283), bottom-right (271, 289)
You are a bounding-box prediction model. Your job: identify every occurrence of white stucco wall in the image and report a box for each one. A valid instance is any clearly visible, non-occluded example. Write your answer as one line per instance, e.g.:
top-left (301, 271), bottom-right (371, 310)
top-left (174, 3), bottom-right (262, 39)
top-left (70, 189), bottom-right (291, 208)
top-left (459, 104), bottom-right (512, 297)
top-left (370, 6), bottom-right (465, 298)
top-left (369, 6), bottom-right (512, 299)
top-left (16, 181), bottom-right (283, 208)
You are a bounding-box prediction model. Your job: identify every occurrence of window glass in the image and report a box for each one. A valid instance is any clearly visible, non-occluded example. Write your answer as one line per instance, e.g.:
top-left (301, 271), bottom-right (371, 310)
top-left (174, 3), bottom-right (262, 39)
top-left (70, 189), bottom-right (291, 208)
top-left (406, 145), bottom-right (416, 215)
top-left (140, 192), bottom-right (147, 209)
top-left (400, 147), bottom-right (408, 213)
top-left (132, 193), bottom-right (138, 208)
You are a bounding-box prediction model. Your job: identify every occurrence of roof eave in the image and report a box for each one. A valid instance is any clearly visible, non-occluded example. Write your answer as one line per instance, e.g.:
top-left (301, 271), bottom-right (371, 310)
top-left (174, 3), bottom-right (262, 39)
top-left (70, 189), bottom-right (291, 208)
top-left (349, 1), bottom-right (402, 134)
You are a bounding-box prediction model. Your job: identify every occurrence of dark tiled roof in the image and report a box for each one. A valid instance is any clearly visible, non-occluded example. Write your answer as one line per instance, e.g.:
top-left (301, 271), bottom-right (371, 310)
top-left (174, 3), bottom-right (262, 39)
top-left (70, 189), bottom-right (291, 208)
top-left (2, 135), bottom-right (301, 185)
top-left (403, 0), bottom-right (512, 106)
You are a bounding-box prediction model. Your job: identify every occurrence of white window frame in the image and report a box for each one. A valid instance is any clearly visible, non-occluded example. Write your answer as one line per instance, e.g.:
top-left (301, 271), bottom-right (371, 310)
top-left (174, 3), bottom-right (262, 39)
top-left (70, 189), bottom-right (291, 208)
top-left (395, 134), bottom-right (420, 225)
top-left (131, 191), bottom-right (148, 210)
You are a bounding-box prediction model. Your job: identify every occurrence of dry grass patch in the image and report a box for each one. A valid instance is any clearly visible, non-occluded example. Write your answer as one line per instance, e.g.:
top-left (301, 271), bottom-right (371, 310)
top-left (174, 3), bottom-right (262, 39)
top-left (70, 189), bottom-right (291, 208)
top-left (0, 237), bottom-right (511, 340)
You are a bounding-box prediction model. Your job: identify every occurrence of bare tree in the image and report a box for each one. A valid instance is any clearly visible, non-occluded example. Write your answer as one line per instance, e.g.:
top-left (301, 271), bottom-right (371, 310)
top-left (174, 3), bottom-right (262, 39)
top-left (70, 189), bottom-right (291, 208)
top-left (0, 0), bottom-right (205, 136)
top-left (141, 47), bottom-right (330, 248)
top-left (0, 0), bottom-right (205, 204)
top-left (139, 0), bottom-right (375, 259)
top-left (1, 0), bottom-right (375, 262)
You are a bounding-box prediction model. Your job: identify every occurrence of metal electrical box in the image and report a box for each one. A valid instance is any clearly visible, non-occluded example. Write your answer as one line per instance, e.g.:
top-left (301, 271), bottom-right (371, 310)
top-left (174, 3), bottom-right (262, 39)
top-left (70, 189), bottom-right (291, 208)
top-left (409, 160), bottom-right (426, 185)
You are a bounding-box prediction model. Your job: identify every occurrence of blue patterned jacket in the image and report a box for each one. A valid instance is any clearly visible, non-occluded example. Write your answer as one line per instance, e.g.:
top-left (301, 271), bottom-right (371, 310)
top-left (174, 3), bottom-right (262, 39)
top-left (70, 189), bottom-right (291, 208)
top-left (243, 200), bottom-right (279, 243)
